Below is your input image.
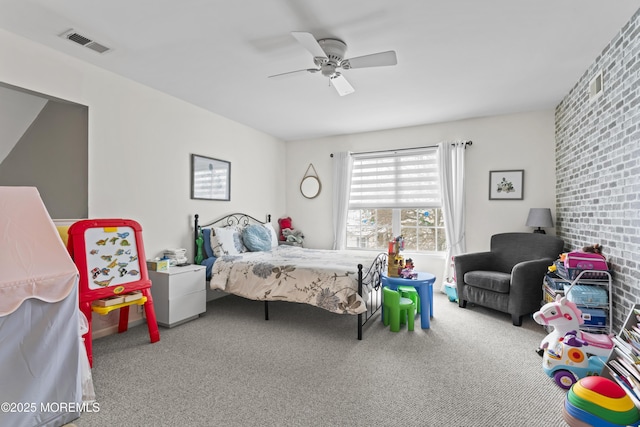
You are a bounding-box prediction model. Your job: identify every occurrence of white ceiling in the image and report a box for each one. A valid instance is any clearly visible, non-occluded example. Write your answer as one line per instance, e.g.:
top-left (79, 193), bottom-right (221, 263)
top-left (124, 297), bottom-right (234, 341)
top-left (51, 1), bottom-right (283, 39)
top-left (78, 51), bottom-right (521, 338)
top-left (0, 0), bottom-right (638, 142)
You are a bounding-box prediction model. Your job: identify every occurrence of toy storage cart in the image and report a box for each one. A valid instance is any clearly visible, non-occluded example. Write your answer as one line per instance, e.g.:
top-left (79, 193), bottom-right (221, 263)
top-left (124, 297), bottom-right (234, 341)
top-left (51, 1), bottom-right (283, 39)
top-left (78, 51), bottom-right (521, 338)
top-left (67, 219), bottom-right (160, 367)
top-left (562, 269), bottom-right (612, 335)
top-left (544, 266), bottom-right (612, 335)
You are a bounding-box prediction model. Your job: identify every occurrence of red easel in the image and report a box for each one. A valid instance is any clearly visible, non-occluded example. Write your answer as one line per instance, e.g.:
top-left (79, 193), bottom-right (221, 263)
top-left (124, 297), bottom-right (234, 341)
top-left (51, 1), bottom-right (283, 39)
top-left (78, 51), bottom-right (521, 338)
top-left (67, 219), bottom-right (160, 367)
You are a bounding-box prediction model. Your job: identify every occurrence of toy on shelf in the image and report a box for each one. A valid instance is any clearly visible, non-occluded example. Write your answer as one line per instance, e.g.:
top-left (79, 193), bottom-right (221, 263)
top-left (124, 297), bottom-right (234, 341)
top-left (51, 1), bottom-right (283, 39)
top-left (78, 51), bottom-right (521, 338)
top-left (533, 295), bottom-right (614, 389)
top-left (562, 376), bottom-right (640, 427)
top-left (387, 236), bottom-right (406, 277)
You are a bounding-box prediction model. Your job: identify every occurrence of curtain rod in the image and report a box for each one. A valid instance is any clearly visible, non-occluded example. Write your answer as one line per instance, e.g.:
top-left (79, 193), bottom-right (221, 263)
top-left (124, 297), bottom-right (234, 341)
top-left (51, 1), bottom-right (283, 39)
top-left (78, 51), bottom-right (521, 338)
top-left (329, 140), bottom-right (472, 157)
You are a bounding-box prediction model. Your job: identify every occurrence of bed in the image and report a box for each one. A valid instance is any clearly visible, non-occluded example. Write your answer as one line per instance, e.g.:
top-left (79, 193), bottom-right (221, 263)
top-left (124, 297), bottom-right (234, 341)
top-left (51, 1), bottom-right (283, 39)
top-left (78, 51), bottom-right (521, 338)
top-left (194, 213), bottom-right (387, 339)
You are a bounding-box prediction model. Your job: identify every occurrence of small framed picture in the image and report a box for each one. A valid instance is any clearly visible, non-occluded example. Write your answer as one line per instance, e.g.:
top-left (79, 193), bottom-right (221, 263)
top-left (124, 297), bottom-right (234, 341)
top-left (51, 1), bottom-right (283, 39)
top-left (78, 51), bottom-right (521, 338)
top-left (489, 170), bottom-right (524, 200)
top-left (191, 154), bottom-right (231, 201)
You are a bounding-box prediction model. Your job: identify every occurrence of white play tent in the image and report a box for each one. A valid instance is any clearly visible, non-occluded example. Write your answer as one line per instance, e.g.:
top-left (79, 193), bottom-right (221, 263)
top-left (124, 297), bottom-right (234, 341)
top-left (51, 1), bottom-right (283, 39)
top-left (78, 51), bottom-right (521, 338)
top-left (0, 187), bottom-right (83, 427)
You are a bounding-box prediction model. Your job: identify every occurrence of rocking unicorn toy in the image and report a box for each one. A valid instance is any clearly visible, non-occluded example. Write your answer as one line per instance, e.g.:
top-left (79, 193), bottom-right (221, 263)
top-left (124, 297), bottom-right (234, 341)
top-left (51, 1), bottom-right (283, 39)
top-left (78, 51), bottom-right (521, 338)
top-left (533, 295), bottom-right (614, 389)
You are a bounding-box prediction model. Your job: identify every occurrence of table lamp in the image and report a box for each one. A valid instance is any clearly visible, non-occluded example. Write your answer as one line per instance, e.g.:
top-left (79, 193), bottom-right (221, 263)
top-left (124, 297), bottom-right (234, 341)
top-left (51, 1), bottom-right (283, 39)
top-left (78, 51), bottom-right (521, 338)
top-left (526, 208), bottom-right (553, 234)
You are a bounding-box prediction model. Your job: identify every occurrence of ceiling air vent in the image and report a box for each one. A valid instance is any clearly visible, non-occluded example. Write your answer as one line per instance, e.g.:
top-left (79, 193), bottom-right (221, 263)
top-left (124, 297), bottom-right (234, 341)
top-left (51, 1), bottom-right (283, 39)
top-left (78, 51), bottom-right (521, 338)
top-left (59, 29), bottom-right (111, 54)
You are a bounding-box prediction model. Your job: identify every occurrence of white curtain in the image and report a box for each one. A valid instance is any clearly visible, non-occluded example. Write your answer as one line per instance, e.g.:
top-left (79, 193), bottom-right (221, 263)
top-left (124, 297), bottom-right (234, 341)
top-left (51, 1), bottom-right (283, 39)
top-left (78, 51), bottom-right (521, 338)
top-left (437, 141), bottom-right (467, 290)
top-left (332, 152), bottom-right (353, 250)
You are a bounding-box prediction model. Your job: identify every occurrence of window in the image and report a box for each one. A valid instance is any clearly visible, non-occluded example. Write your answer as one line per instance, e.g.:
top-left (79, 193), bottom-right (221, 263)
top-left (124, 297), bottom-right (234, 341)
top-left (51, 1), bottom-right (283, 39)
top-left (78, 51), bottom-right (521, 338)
top-left (345, 148), bottom-right (446, 252)
top-left (347, 208), bottom-right (446, 252)
top-left (400, 208), bottom-right (446, 251)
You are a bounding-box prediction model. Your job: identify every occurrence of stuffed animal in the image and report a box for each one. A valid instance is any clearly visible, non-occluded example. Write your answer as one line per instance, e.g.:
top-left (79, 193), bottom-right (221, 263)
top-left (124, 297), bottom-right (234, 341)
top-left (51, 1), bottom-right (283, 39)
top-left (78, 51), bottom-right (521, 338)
top-left (282, 228), bottom-right (304, 244)
top-left (582, 243), bottom-right (604, 257)
top-left (278, 217), bottom-right (293, 241)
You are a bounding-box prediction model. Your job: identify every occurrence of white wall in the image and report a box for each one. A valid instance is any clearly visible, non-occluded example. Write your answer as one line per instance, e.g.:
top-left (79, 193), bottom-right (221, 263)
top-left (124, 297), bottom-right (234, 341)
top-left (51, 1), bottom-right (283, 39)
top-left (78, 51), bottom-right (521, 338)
top-left (0, 28), bottom-right (286, 260)
top-left (285, 110), bottom-right (557, 285)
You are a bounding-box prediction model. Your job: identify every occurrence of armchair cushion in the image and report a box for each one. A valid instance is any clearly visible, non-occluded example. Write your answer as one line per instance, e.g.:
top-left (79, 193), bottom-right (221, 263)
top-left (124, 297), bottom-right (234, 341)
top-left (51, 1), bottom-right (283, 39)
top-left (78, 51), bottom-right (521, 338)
top-left (464, 271), bottom-right (510, 293)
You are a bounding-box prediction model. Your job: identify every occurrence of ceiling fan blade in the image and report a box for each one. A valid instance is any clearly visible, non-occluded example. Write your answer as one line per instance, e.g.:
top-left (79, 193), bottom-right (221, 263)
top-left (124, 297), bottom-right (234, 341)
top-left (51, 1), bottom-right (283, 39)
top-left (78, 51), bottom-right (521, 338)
top-left (343, 51), bottom-right (397, 69)
top-left (330, 74), bottom-right (355, 96)
top-left (268, 68), bottom-right (319, 78)
top-left (291, 32), bottom-right (327, 60)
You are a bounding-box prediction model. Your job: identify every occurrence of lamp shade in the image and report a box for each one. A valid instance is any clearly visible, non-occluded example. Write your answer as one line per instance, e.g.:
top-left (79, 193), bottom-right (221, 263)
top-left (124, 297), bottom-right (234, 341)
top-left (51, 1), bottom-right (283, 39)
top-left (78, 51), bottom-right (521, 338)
top-left (526, 208), bottom-right (554, 233)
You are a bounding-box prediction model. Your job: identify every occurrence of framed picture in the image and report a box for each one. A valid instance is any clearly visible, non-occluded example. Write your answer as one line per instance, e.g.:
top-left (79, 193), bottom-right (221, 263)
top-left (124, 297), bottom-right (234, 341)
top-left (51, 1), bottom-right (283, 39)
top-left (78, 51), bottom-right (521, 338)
top-left (489, 170), bottom-right (524, 200)
top-left (191, 154), bottom-right (231, 201)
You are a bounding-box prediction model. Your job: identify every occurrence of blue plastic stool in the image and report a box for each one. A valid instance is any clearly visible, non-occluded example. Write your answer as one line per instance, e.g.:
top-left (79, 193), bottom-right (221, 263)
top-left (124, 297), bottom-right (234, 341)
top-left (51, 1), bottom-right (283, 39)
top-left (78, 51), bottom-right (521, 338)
top-left (382, 287), bottom-right (415, 332)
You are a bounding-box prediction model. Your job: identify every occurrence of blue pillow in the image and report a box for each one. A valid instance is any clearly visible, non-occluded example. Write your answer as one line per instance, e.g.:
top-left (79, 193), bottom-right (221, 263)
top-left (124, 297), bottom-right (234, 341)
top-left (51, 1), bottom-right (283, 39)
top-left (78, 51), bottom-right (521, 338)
top-left (201, 256), bottom-right (216, 280)
top-left (242, 224), bottom-right (272, 252)
top-left (202, 228), bottom-right (214, 259)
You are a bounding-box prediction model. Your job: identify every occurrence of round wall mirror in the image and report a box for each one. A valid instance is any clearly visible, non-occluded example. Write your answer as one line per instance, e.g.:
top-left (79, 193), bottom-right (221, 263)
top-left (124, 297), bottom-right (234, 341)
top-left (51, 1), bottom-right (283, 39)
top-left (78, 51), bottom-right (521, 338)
top-left (300, 176), bottom-right (321, 199)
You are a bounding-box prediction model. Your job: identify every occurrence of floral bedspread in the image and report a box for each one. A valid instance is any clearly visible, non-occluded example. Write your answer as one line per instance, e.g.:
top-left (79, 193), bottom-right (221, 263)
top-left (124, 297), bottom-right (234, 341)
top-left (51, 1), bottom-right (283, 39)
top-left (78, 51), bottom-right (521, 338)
top-left (209, 246), bottom-right (383, 315)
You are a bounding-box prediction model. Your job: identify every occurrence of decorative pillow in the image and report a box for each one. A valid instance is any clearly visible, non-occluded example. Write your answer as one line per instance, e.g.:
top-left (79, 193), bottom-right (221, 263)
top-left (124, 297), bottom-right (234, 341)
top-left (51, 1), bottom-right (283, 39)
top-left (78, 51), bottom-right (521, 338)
top-left (202, 228), bottom-right (214, 259)
top-left (243, 224), bottom-right (272, 252)
top-left (263, 223), bottom-right (279, 249)
top-left (211, 227), bottom-right (245, 256)
top-left (201, 256), bottom-right (216, 280)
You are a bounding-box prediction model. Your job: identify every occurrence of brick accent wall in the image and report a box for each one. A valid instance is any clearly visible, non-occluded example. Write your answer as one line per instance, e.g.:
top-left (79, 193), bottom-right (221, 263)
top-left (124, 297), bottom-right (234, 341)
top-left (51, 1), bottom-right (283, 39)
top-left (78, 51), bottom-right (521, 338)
top-left (555, 8), bottom-right (640, 329)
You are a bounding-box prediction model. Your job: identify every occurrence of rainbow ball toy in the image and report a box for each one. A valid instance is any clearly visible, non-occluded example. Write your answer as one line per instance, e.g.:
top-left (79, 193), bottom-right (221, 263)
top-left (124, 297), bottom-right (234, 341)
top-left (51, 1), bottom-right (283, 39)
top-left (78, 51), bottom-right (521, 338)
top-left (562, 376), bottom-right (640, 427)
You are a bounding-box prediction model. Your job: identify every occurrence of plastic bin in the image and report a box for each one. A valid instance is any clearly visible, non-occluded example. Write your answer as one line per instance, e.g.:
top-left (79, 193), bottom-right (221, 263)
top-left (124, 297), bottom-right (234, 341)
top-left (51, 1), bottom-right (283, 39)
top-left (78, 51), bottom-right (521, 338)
top-left (554, 261), bottom-right (611, 281)
top-left (444, 282), bottom-right (458, 302)
top-left (564, 284), bottom-right (608, 307)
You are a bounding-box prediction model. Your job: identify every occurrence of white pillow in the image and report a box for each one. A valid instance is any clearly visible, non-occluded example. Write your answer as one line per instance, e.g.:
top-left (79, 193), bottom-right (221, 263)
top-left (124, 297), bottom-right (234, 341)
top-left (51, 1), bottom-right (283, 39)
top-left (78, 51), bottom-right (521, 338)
top-left (263, 223), bottom-right (279, 249)
top-left (211, 227), bottom-right (246, 256)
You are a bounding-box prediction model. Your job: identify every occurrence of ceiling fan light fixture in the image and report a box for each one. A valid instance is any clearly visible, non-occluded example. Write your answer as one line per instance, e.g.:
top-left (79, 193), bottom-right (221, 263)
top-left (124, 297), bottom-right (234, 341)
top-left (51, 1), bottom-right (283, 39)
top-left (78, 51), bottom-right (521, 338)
top-left (321, 62), bottom-right (337, 77)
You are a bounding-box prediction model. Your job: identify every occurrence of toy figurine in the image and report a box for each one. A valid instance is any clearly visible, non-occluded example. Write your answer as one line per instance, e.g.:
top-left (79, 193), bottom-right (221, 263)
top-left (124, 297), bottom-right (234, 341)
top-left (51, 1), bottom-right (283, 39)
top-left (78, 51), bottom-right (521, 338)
top-left (388, 236), bottom-right (406, 277)
top-left (400, 258), bottom-right (417, 279)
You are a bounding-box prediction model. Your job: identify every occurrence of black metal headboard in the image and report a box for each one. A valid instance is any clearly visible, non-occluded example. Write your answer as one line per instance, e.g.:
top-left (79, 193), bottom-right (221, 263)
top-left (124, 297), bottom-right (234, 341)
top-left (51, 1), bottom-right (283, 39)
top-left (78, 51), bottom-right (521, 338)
top-left (193, 213), bottom-right (272, 260)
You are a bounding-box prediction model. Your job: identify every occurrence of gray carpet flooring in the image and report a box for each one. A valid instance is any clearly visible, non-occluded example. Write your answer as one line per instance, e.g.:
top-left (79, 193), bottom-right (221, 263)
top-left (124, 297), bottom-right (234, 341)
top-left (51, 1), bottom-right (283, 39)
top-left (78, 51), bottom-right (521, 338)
top-left (73, 292), bottom-right (567, 427)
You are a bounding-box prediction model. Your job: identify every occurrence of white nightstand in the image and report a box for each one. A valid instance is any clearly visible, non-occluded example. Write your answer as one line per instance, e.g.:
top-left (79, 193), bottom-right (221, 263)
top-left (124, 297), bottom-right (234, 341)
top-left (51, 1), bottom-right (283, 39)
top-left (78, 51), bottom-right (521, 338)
top-left (149, 264), bottom-right (206, 328)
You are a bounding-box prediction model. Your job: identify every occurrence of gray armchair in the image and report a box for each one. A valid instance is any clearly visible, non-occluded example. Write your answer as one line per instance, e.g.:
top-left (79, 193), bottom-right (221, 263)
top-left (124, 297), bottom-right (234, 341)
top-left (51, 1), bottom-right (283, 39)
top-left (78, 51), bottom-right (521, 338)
top-left (454, 233), bottom-right (564, 326)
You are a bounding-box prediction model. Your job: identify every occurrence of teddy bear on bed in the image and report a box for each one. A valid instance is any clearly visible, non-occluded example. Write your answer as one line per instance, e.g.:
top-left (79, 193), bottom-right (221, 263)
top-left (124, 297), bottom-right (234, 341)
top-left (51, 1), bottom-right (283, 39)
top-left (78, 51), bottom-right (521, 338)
top-left (282, 228), bottom-right (304, 245)
top-left (278, 216), bottom-right (293, 241)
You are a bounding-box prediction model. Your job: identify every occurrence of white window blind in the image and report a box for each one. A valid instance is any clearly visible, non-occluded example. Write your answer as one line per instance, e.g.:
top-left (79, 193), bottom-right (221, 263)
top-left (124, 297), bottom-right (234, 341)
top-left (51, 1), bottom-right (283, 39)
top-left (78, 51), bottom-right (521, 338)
top-left (349, 148), bottom-right (440, 209)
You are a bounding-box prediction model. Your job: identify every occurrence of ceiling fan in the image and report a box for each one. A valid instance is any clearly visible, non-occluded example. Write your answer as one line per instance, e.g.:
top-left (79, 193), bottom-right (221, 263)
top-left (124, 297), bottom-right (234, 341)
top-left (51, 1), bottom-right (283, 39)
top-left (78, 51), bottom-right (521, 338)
top-left (269, 31), bottom-right (397, 96)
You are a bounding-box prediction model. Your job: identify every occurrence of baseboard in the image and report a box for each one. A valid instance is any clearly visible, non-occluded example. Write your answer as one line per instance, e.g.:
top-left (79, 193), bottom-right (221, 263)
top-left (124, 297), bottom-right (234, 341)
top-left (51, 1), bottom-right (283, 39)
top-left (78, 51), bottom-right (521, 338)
top-left (92, 318), bottom-right (146, 339)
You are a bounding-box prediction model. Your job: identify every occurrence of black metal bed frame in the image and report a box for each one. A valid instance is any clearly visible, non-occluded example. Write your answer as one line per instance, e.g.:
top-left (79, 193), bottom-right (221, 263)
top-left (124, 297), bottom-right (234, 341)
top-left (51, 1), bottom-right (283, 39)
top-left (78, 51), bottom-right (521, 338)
top-left (193, 213), bottom-right (387, 340)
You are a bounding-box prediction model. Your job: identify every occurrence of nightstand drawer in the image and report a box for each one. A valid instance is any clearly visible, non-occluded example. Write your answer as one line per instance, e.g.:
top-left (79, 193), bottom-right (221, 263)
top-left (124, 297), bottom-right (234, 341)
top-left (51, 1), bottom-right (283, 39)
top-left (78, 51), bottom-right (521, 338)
top-left (166, 268), bottom-right (205, 298)
top-left (164, 290), bottom-right (206, 326)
